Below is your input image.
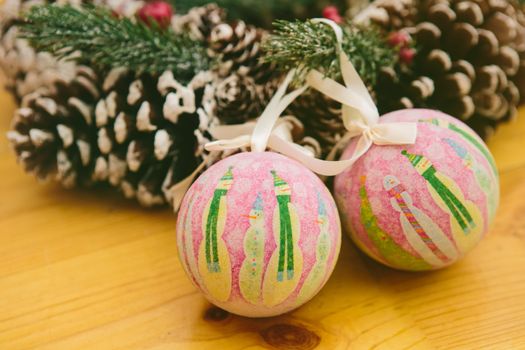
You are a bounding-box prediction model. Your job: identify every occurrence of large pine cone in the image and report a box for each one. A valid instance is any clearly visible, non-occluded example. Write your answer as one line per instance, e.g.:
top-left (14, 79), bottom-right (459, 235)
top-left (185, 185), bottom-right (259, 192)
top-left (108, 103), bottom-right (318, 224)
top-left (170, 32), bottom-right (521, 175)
top-left (93, 68), bottom-right (217, 206)
top-left (370, 0), bottom-right (525, 139)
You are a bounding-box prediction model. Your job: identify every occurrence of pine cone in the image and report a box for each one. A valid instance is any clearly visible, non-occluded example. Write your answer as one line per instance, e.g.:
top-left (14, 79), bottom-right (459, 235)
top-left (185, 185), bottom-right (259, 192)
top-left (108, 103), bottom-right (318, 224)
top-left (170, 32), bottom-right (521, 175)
top-left (214, 73), bottom-right (281, 124)
top-left (208, 20), bottom-right (275, 83)
top-left (209, 19), bottom-right (283, 124)
top-left (289, 90), bottom-right (344, 157)
top-left (7, 66), bottom-right (101, 188)
top-left (369, 0), bottom-right (525, 139)
top-left (6, 63), bottom-right (220, 207)
top-left (0, 16), bottom-right (77, 100)
top-left (173, 5), bottom-right (282, 125)
top-left (93, 68), bottom-right (217, 206)
top-left (172, 3), bottom-right (226, 40)
top-left (354, 0), bottom-right (418, 30)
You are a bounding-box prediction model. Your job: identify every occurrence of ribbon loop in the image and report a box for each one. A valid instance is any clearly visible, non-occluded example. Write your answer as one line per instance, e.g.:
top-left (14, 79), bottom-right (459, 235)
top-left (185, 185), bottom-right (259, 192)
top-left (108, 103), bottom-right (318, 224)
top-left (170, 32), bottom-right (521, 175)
top-left (250, 70), bottom-right (307, 152)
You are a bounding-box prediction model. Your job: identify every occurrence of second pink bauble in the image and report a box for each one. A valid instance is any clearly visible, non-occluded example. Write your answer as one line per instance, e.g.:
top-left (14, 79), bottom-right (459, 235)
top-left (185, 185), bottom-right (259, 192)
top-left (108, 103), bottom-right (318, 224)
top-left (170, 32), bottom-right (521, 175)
top-left (334, 109), bottom-right (499, 271)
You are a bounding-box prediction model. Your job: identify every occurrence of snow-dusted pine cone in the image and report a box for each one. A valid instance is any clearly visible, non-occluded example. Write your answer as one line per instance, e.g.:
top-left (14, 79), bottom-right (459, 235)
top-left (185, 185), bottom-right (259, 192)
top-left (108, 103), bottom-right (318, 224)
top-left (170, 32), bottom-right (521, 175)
top-left (174, 4), bottom-right (282, 124)
top-left (7, 64), bottom-right (219, 208)
top-left (208, 19), bottom-right (282, 123)
top-left (208, 20), bottom-right (276, 83)
top-left (174, 4), bottom-right (282, 125)
top-left (93, 68), bottom-right (217, 206)
top-left (363, 0), bottom-right (525, 139)
top-left (172, 3), bottom-right (225, 40)
top-left (7, 66), bottom-right (101, 187)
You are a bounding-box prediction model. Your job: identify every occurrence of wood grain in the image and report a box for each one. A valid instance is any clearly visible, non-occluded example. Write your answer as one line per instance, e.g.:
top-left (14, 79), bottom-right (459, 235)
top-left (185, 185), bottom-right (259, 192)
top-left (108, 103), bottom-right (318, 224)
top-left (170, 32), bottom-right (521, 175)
top-left (1, 88), bottom-right (525, 350)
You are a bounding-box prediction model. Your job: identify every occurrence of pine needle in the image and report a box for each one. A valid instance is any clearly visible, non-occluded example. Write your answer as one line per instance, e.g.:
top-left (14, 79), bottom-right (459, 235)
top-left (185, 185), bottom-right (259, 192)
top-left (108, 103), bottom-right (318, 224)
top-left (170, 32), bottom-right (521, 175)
top-left (263, 19), bottom-right (397, 86)
top-left (20, 4), bottom-right (212, 81)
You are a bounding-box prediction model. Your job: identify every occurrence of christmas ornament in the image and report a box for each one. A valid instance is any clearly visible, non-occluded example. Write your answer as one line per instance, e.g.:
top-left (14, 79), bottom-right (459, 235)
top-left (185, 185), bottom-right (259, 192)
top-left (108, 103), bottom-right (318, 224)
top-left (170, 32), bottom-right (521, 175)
top-left (334, 109), bottom-right (499, 270)
top-left (176, 152), bottom-right (341, 317)
top-left (176, 70), bottom-right (341, 317)
top-left (298, 19), bottom-right (498, 271)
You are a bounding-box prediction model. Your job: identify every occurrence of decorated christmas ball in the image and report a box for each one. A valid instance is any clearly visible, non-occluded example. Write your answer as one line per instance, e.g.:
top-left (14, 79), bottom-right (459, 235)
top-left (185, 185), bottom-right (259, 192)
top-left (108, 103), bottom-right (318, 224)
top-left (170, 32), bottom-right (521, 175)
top-left (334, 109), bottom-right (499, 271)
top-left (176, 152), bottom-right (341, 317)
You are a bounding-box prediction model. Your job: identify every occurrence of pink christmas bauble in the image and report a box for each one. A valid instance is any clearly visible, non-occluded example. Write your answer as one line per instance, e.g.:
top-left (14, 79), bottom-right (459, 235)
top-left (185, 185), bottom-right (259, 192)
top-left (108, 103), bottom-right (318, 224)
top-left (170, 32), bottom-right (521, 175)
top-left (334, 109), bottom-right (499, 271)
top-left (177, 152), bottom-right (341, 317)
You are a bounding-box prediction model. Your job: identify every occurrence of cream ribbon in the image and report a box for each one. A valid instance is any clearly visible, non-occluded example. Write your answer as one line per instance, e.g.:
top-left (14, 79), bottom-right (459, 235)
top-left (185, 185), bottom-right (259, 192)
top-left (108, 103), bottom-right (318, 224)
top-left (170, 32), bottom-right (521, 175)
top-left (306, 18), bottom-right (418, 164)
top-left (170, 18), bottom-right (418, 211)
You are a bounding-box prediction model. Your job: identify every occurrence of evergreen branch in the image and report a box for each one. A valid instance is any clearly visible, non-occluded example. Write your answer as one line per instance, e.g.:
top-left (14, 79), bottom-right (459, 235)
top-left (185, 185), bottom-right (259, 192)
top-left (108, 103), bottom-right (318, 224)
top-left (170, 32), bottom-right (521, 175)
top-left (263, 20), bottom-right (397, 86)
top-left (20, 4), bottom-right (212, 80)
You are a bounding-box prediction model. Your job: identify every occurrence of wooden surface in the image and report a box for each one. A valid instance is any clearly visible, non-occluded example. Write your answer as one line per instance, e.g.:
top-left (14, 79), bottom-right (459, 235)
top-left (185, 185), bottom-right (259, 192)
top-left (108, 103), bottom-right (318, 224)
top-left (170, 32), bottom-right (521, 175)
top-left (1, 89), bottom-right (525, 350)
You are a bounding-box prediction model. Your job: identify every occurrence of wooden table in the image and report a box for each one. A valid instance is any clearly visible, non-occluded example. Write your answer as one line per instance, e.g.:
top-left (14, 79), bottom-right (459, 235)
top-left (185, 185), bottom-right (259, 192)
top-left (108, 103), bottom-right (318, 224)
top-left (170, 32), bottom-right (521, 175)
top-left (1, 88), bottom-right (525, 350)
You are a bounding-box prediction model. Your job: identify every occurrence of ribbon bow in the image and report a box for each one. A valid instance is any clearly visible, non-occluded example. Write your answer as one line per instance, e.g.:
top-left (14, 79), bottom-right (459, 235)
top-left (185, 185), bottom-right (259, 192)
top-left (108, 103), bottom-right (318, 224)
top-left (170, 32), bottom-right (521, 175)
top-left (306, 18), bottom-right (418, 164)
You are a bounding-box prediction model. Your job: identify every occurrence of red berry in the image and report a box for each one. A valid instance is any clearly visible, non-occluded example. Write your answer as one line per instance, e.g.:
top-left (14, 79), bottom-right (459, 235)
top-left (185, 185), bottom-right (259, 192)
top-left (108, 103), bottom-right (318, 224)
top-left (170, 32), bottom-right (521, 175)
top-left (322, 6), bottom-right (343, 24)
top-left (399, 47), bottom-right (416, 65)
top-left (138, 1), bottom-right (173, 29)
top-left (388, 31), bottom-right (411, 48)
